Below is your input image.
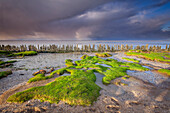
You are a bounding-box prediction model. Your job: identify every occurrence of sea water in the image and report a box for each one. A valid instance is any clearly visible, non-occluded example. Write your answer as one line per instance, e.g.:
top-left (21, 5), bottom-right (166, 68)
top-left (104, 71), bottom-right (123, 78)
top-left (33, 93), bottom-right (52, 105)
top-left (0, 40), bottom-right (169, 49)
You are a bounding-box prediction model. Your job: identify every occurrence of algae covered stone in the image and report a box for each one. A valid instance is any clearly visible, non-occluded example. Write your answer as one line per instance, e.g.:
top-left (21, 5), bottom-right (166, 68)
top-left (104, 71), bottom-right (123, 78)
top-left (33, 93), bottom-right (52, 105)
top-left (8, 54), bottom-right (150, 106)
top-left (7, 70), bottom-right (101, 106)
top-left (0, 70), bottom-right (12, 79)
top-left (8, 51), bottom-right (37, 57)
top-left (95, 53), bottom-right (112, 57)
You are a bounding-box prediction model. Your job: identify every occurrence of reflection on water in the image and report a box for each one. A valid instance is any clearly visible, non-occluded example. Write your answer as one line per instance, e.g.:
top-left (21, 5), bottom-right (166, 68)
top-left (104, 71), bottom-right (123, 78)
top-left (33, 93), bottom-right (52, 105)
top-left (61, 73), bottom-right (70, 77)
top-left (94, 72), bottom-right (119, 94)
top-left (142, 65), bottom-right (153, 70)
top-left (95, 63), bottom-right (111, 68)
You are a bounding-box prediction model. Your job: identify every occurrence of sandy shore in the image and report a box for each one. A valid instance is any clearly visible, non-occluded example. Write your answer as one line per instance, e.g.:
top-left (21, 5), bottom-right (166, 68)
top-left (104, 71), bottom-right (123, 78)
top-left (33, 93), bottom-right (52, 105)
top-left (0, 52), bottom-right (169, 113)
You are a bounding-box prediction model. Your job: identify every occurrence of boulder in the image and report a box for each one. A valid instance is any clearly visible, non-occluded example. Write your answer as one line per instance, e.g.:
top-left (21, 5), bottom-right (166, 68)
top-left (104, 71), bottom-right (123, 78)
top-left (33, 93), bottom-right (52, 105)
top-left (47, 68), bottom-right (54, 74)
top-left (39, 70), bottom-right (46, 74)
top-left (33, 70), bottom-right (46, 76)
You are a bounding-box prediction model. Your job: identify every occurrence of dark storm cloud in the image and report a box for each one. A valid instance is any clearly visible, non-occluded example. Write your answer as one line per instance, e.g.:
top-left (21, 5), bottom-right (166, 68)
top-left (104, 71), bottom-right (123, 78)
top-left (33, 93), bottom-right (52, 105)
top-left (0, 0), bottom-right (169, 40)
top-left (0, 0), bottom-right (112, 39)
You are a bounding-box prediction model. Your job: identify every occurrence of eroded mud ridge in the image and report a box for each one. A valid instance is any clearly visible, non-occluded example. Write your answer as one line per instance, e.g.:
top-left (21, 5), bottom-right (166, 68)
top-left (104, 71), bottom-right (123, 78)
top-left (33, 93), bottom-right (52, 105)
top-left (0, 52), bottom-right (170, 113)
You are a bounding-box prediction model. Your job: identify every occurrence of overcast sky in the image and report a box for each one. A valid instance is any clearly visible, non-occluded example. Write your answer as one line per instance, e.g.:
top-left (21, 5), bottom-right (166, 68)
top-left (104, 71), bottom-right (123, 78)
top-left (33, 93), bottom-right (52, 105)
top-left (0, 0), bottom-right (170, 40)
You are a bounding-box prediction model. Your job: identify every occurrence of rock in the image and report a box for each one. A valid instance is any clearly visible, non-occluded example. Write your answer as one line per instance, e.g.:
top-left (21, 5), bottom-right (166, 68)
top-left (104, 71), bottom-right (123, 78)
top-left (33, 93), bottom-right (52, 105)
top-left (39, 70), bottom-right (46, 74)
top-left (115, 88), bottom-right (125, 95)
top-left (25, 103), bottom-right (32, 106)
top-left (19, 73), bottom-right (24, 76)
top-left (105, 105), bottom-right (119, 112)
top-left (47, 68), bottom-right (54, 74)
top-left (5, 63), bottom-right (13, 67)
top-left (33, 71), bottom-right (40, 76)
top-left (50, 67), bottom-right (54, 72)
top-left (13, 109), bottom-right (20, 113)
top-left (34, 107), bottom-right (45, 112)
top-left (33, 70), bottom-right (46, 76)
top-left (34, 107), bottom-right (41, 112)
top-left (44, 67), bottom-right (48, 69)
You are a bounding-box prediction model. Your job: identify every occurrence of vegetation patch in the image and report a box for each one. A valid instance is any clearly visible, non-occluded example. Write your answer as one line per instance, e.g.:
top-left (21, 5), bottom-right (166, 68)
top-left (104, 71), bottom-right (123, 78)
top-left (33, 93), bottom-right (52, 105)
top-left (8, 54), bottom-right (149, 105)
top-left (0, 60), bottom-right (16, 65)
top-left (50, 67), bottom-right (68, 75)
top-left (7, 70), bottom-right (101, 106)
top-left (28, 74), bottom-right (54, 83)
top-left (101, 67), bottom-right (127, 84)
top-left (80, 55), bottom-right (89, 59)
top-left (125, 52), bottom-right (170, 63)
top-left (0, 70), bottom-right (12, 79)
top-left (0, 60), bottom-right (17, 68)
top-left (95, 53), bottom-right (112, 57)
top-left (157, 69), bottom-right (170, 76)
top-left (8, 51), bottom-right (37, 57)
top-left (122, 57), bottom-right (140, 63)
top-left (0, 50), bottom-right (12, 55)
top-left (65, 59), bottom-right (74, 67)
top-left (120, 62), bottom-right (149, 71)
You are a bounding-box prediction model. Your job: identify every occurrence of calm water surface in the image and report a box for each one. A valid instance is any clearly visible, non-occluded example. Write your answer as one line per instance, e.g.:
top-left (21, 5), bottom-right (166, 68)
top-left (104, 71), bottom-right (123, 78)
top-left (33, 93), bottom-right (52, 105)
top-left (0, 40), bottom-right (169, 49)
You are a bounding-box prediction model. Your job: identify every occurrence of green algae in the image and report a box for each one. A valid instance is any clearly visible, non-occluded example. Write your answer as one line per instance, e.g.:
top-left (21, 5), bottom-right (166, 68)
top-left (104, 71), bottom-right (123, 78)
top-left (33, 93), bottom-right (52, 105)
top-left (65, 59), bottom-right (74, 67)
top-left (0, 50), bottom-right (12, 55)
top-left (8, 54), bottom-right (149, 106)
top-left (0, 60), bottom-right (17, 65)
top-left (0, 60), bottom-right (17, 68)
top-left (125, 52), bottom-right (170, 63)
top-left (122, 57), bottom-right (140, 63)
top-left (50, 67), bottom-right (68, 75)
top-left (7, 70), bottom-right (101, 106)
top-left (80, 55), bottom-right (89, 59)
top-left (95, 53), bottom-right (112, 57)
top-left (158, 69), bottom-right (170, 76)
top-left (28, 74), bottom-right (54, 83)
top-left (0, 70), bottom-right (12, 79)
top-left (102, 67), bottom-right (127, 84)
top-left (8, 51), bottom-right (37, 57)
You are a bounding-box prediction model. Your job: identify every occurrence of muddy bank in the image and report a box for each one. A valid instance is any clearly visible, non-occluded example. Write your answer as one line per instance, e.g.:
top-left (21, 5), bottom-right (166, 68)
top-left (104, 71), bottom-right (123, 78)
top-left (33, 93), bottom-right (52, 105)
top-left (0, 53), bottom-right (84, 95)
top-left (0, 73), bottom-right (169, 113)
top-left (0, 52), bottom-right (170, 113)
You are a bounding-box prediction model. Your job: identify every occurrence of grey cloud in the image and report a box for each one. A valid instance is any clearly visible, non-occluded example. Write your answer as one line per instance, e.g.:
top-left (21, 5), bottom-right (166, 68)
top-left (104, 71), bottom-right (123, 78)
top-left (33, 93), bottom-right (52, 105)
top-left (0, 0), bottom-right (169, 40)
top-left (0, 0), bottom-right (112, 39)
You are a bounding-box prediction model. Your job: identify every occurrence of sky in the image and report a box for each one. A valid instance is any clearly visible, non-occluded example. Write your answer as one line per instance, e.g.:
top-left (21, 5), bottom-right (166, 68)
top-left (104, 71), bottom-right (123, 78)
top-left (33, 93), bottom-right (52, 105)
top-left (0, 0), bottom-right (170, 40)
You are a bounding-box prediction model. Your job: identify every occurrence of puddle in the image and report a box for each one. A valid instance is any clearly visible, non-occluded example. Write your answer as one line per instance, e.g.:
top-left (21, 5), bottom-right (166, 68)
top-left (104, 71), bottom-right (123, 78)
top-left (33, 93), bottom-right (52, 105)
top-left (94, 72), bottom-right (121, 96)
top-left (61, 73), bottom-right (70, 76)
top-left (95, 63), bottom-right (111, 68)
top-left (142, 65), bottom-right (153, 70)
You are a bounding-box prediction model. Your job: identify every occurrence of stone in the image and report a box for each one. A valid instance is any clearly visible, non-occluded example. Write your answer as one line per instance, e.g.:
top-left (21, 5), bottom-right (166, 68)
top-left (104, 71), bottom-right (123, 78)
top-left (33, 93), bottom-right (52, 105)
top-left (33, 71), bottom-right (40, 76)
top-left (50, 67), bottom-right (54, 72)
top-left (33, 70), bottom-right (46, 76)
top-left (39, 70), bottom-right (46, 74)
top-left (34, 107), bottom-right (45, 112)
top-left (4, 63), bottom-right (13, 67)
top-left (19, 73), bottom-right (24, 75)
top-left (13, 109), bottom-right (20, 113)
